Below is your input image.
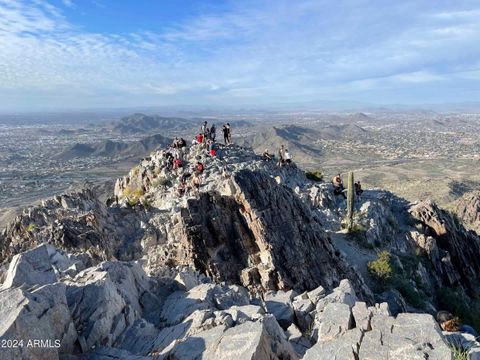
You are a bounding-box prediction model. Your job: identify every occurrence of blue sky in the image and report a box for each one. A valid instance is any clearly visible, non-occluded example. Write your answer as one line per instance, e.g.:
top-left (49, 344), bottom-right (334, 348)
top-left (0, 0), bottom-right (479, 111)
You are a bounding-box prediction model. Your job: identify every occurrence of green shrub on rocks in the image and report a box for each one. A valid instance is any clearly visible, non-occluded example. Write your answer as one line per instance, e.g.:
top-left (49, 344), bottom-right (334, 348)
top-left (368, 251), bottom-right (393, 282)
top-left (305, 170), bottom-right (323, 182)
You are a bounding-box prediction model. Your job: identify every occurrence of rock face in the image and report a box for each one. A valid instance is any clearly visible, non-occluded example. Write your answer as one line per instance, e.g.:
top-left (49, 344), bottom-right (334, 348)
top-left (409, 201), bottom-right (480, 291)
top-left (454, 190), bottom-right (480, 234)
top-left (163, 170), bottom-right (371, 298)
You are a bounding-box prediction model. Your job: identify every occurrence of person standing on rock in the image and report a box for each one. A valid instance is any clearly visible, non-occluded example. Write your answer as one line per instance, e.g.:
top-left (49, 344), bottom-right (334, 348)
top-left (210, 124), bottom-right (216, 142)
top-left (201, 121), bottom-right (208, 136)
top-left (277, 145), bottom-right (285, 166)
top-left (226, 123), bottom-right (232, 144)
top-left (222, 124), bottom-right (229, 145)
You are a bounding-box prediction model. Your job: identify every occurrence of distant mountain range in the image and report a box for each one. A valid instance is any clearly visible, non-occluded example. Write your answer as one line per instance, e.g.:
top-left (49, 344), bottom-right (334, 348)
top-left (57, 134), bottom-right (171, 161)
top-left (109, 113), bottom-right (195, 134)
top-left (236, 124), bottom-right (368, 164)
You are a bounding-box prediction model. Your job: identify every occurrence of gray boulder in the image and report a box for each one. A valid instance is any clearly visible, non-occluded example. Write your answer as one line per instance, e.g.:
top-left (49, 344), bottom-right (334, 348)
top-left (313, 302), bottom-right (354, 342)
top-left (0, 283), bottom-right (78, 360)
top-left (264, 290), bottom-right (296, 329)
top-left (2, 244), bottom-right (57, 289)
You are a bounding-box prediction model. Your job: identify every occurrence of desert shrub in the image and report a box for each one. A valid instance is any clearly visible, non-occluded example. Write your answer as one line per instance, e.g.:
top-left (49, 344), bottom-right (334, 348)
top-left (305, 170), bottom-right (323, 182)
top-left (123, 186), bottom-right (144, 207)
top-left (368, 251), bottom-right (393, 282)
top-left (26, 223), bottom-right (36, 232)
top-left (451, 346), bottom-right (469, 360)
top-left (141, 198), bottom-right (153, 209)
top-left (391, 277), bottom-right (427, 310)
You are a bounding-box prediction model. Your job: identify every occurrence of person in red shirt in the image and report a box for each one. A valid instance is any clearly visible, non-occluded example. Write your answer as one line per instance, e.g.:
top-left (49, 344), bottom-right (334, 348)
top-left (196, 133), bottom-right (203, 144)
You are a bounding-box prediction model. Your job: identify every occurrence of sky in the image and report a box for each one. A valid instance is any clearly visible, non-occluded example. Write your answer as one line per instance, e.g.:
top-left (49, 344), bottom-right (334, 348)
top-left (0, 0), bottom-right (480, 112)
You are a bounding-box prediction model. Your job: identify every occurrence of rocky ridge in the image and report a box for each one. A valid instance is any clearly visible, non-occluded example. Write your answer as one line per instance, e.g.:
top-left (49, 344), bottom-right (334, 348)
top-left (1, 143), bottom-right (479, 359)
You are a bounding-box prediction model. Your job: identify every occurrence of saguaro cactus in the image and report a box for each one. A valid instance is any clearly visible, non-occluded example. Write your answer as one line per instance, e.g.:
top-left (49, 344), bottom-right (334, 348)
top-left (347, 171), bottom-right (355, 231)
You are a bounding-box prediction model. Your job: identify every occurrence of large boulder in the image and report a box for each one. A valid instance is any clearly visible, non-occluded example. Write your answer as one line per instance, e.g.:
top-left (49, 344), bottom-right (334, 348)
top-left (0, 283), bottom-right (78, 360)
top-left (64, 261), bottom-right (157, 351)
top-left (2, 244), bottom-right (57, 289)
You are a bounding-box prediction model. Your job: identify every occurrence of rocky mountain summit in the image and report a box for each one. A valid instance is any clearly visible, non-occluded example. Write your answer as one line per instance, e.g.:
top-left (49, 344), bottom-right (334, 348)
top-left (1, 144), bottom-right (479, 359)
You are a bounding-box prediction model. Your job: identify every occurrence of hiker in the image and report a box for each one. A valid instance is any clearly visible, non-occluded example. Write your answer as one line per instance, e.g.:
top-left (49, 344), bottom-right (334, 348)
top-left (196, 161), bottom-right (204, 174)
top-left (226, 123), bottom-right (232, 144)
top-left (437, 311), bottom-right (478, 337)
top-left (177, 181), bottom-right (187, 197)
top-left (201, 121), bottom-right (208, 136)
top-left (191, 172), bottom-right (201, 192)
top-left (284, 149), bottom-right (292, 164)
top-left (196, 133), bottom-right (204, 145)
top-left (210, 124), bottom-right (216, 142)
top-left (277, 145), bottom-right (286, 167)
top-left (355, 181), bottom-right (363, 197)
top-left (262, 149), bottom-right (273, 161)
top-left (222, 164), bottom-right (231, 179)
top-left (171, 137), bottom-right (179, 148)
top-left (178, 137), bottom-right (187, 148)
top-left (332, 173), bottom-right (347, 199)
top-left (222, 124), bottom-right (229, 145)
top-left (173, 158), bottom-right (183, 171)
top-left (204, 127), bottom-right (210, 142)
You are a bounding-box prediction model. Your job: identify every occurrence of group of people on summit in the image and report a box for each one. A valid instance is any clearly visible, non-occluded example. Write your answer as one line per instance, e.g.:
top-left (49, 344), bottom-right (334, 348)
top-left (162, 120), bottom-right (365, 201)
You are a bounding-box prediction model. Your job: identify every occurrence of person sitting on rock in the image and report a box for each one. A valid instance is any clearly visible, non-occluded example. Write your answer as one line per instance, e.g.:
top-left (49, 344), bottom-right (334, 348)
top-left (177, 181), bottom-right (187, 197)
top-left (263, 149), bottom-right (273, 161)
top-left (178, 137), bottom-right (187, 148)
top-left (196, 133), bottom-right (204, 145)
top-left (210, 148), bottom-right (217, 157)
top-left (173, 158), bottom-right (183, 171)
top-left (196, 161), bottom-right (204, 174)
top-left (191, 172), bottom-right (201, 192)
top-left (355, 181), bottom-right (364, 197)
top-left (171, 137), bottom-right (180, 148)
top-left (332, 173), bottom-right (347, 199)
top-left (437, 311), bottom-right (479, 337)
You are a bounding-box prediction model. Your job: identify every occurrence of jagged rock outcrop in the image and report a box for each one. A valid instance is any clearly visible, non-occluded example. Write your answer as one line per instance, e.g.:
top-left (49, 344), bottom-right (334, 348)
top-left (409, 201), bottom-right (480, 291)
top-left (0, 245), bottom-right (455, 360)
top-left (454, 190), bottom-right (480, 234)
top-left (0, 189), bottom-right (149, 267)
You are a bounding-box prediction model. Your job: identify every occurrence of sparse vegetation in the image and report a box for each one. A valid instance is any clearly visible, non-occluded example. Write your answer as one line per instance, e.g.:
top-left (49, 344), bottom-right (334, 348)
top-left (368, 251), bottom-right (393, 282)
top-left (368, 251), bottom-right (428, 309)
top-left (305, 170), bottom-right (323, 182)
top-left (26, 223), bottom-right (36, 232)
top-left (451, 346), bottom-right (469, 360)
top-left (123, 186), bottom-right (144, 207)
